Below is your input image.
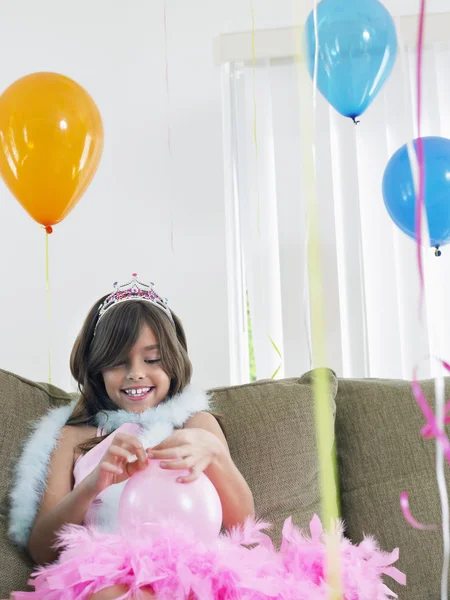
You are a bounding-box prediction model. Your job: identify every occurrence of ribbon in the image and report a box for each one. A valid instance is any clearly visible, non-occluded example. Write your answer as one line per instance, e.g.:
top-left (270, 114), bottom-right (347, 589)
top-left (164, 1), bottom-right (175, 253)
top-left (400, 491), bottom-right (437, 531)
top-left (45, 227), bottom-right (52, 384)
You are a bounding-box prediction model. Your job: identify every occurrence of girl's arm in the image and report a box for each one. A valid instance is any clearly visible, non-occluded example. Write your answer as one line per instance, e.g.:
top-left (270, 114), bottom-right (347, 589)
top-left (28, 426), bottom-right (147, 565)
top-left (154, 411), bottom-right (255, 530)
top-left (187, 412), bottom-right (255, 530)
top-left (28, 426), bottom-right (98, 565)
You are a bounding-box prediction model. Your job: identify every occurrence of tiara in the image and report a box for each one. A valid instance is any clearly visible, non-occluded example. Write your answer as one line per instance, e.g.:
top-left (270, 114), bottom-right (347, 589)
top-left (96, 274), bottom-right (174, 330)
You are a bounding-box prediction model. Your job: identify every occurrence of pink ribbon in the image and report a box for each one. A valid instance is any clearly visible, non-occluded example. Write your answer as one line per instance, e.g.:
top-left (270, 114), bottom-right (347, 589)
top-left (402, 359), bottom-right (450, 530)
top-left (400, 491), bottom-right (437, 531)
top-left (412, 364), bottom-right (450, 463)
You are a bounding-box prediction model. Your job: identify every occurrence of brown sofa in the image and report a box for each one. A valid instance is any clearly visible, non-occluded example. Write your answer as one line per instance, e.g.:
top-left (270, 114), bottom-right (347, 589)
top-left (1, 367), bottom-right (448, 599)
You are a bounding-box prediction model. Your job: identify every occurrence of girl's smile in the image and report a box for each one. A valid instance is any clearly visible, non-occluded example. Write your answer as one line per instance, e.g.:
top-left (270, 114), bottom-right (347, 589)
top-left (121, 386), bottom-right (155, 402)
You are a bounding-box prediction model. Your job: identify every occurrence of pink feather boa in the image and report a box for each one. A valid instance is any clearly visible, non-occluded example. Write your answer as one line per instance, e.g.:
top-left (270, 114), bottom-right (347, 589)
top-left (12, 516), bottom-right (405, 599)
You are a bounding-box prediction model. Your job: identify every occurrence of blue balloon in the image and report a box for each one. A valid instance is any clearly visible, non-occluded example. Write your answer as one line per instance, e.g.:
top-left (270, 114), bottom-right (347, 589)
top-left (383, 137), bottom-right (450, 248)
top-left (305, 0), bottom-right (397, 121)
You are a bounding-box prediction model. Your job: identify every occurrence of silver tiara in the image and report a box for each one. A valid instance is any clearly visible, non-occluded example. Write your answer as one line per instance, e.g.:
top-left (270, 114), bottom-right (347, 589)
top-left (95, 273), bottom-right (174, 330)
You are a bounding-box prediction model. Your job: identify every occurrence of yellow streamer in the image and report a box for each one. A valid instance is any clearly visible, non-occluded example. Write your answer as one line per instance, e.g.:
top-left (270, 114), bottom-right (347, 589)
top-left (294, 4), bottom-right (342, 598)
top-left (250, 0), bottom-right (262, 238)
top-left (307, 134), bottom-right (342, 600)
top-left (305, 145), bottom-right (340, 535)
top-left (45, 230), bottom-right (52, 384)
top-left (164, 0), bottom-right (175, 254)
top-left (251, 0), bottom-right (282, 378)
top-left (268, 334), bottom-right (283, 379)
top-left (250, 0), bottom-right (258, 159)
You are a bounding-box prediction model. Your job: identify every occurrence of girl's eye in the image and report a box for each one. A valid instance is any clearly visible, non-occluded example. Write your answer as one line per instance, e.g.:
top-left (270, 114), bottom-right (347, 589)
top-left (145, 358), bottom-right (161, 364)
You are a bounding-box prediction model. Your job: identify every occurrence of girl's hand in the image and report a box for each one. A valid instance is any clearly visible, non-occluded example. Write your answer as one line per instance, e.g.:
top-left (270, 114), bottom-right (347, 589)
top-left (147, 428), bottom-right (225, 483)
top-left (86, 432), bottom-right (148, 495)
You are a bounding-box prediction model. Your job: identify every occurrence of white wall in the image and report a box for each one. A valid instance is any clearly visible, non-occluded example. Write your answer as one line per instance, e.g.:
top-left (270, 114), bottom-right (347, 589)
top-left (0, 0), bottom-right (447, 392)
top-left (0, 0), bottom-right (231, 391)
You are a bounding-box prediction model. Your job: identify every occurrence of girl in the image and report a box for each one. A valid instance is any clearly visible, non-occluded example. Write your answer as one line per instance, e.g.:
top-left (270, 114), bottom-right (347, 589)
top-left (8, 276), bottom-right (405, 600)
top-left (9, 275), bottom-right (253, 599)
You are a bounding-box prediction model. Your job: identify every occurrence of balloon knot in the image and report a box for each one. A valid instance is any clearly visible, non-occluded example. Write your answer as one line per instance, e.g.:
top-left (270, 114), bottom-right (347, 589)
top-left (45, 226), bottom-right (53, 234)
top-left (351, 117), bottom-right (360, 125)
top-left (435, 246), bottom-right (442, 257)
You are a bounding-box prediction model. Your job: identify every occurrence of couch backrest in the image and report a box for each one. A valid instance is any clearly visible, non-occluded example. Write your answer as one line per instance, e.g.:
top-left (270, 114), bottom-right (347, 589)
top-left (0, 369), bottom-right (73, 596)
top-left (0, 367), bottom-right (337, 597)
top-left (210, 369), bottom-right (337, 545)
top-left (335, 377), bottom-right (450, 600)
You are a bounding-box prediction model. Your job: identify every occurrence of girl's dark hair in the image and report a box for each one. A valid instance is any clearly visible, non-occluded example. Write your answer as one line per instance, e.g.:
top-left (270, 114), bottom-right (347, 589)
top-left (67, 297), bottom-right (192, 450)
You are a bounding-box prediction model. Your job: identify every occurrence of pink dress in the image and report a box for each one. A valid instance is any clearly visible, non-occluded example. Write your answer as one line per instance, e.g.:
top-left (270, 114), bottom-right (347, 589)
top-left (73, 425), bottom-right (130, 487)
top-left (12, 425), bottom-right (405, 600)
top-left (73, 423), bottom-right (141, 533)
top-left (73, 424), bottom-right (139, 486)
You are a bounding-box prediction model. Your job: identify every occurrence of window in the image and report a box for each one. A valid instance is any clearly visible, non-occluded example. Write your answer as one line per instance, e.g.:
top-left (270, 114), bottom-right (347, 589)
top-left (220, 15), bottom-right (450, 384)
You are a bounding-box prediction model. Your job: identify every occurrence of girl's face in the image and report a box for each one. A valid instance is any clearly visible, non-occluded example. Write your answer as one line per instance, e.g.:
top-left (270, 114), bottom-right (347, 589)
top-left (102, 323), bottom-right (171, 413)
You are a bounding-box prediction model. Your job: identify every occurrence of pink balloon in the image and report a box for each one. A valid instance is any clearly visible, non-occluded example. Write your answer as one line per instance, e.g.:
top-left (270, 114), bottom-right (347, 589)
top-left (119, 460), bottom-right (222, 544)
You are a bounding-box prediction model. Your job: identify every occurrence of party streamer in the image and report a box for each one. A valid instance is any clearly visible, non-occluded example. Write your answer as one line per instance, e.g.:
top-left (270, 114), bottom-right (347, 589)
top-left (300, 0), bottom-right (342, 597)
top-left (410, 361), bottom-right (450, 598)
top-left (249, 1), bottom-right (283, 380)
top-left (400, 491), bottom-right (437, 531)
top-left (414, 0), bottom-right (426, 299)
top-left (268, 335), bottom-right (282, 379)
top-left (250, 0), bottom-right (258, 160)
top-left (164, 1), bottom-right (175, 252)
top-left (45, 228), bottom-right (52, 384)
top-left (404, 2), bottom-right (450, 597)
top-left (435, 373), bottom-right (450, 600)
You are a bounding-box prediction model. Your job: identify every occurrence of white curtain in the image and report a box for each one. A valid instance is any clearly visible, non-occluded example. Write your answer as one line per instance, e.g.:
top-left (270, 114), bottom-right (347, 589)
top-left (223, 22), bottom-right (450, 383)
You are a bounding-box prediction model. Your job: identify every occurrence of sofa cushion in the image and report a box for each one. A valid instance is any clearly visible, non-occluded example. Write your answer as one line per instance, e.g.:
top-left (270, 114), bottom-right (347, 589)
top-left (0, 369), bottom-right (72, 597)
top-left (336, 377), bottom-right (450, 600)
top-left (211, 369), bottom-right (337, 545)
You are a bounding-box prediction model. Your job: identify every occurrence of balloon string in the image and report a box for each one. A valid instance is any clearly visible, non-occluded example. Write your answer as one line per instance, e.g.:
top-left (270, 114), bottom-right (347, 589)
top-left (407, 5), bottom-right (450, 597)
top-left (250, 0), bottom-right (261, 235)
top-left (164, 0), bottom-right (175, 253)
top-left (415, 0), bottom-right (426, 306)
top-left (250, 2), bottom-right (281, 378)
top-left (410, 358), bottom-right (450, 600)
top-left (45, 229), bottom-right (51, 384)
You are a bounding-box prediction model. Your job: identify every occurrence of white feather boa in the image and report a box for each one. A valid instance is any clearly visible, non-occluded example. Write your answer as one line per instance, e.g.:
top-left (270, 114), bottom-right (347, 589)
top-left (8, 386), bottom-right (210, 548)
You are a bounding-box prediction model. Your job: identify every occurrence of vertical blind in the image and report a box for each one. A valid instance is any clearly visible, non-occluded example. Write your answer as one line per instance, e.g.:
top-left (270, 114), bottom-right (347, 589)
top-left (221, 15), bottom-right (450, 383)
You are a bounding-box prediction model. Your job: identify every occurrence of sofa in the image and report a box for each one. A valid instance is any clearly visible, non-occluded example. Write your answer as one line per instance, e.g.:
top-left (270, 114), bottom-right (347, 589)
top-left (0, 367), bottom-right (448, 599)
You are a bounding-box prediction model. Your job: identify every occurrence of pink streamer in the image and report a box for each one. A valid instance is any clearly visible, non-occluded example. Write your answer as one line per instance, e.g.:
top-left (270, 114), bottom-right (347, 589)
top-left (411, 362), bottom-right (450, 465)
top-left (400, 492), bottom-right (437, 531)
top-left (404, 359), bottom-right (450, 529)
top-left (422, 413), bottom-right (450, 438)
top-left (420, 361), bottom-right (450, 437)
top-left (403, 0), bottom-right (440, 532)
top-left (403, 13), bottom-right (450, 599)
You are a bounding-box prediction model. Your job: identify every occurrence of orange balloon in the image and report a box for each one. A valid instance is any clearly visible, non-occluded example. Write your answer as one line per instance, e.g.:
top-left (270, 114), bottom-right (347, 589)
top-left (0, 72), bottom-right (103, 227)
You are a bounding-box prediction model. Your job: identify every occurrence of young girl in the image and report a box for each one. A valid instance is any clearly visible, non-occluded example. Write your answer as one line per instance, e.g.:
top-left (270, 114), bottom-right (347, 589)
top-left (8, 276), bottom-right (405, 600)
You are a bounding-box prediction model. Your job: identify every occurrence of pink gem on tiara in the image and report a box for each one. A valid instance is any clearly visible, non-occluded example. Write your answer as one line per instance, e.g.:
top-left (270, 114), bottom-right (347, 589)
top-left (95, 275), bottom-right (174, 332)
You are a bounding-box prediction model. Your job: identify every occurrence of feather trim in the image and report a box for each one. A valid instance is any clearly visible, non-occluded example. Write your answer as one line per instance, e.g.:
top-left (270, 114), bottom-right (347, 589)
top-left (8, 386), bottom-right (210, 548)
top-left (95, 385), bottom-right (210, 433)
top-left (8, 400), bottom-right (77, 547)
